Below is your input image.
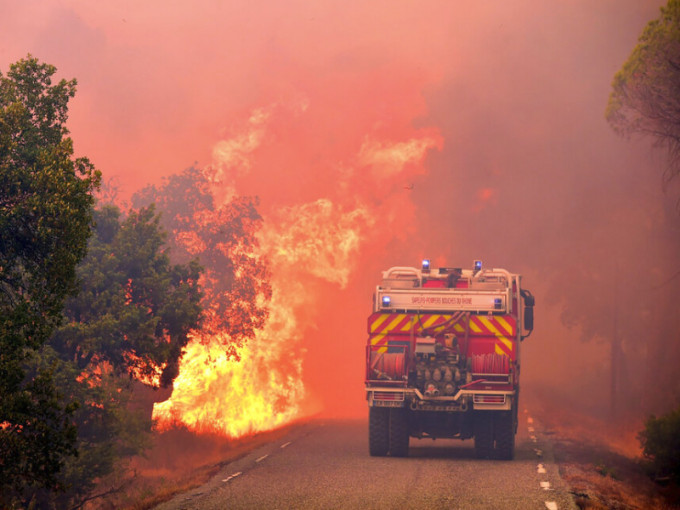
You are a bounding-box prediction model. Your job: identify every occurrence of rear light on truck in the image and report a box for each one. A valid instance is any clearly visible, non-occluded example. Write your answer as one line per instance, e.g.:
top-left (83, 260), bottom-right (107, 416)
top-left (373, 392), bottom-right (404, 401)
top-left (370, 391), bottom-right (405, 408)
top-left (473, 394), bottom-right (506, 404)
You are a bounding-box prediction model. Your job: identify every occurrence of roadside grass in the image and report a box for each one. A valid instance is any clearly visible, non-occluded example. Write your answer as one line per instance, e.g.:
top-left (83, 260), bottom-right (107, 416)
top-left (528, 392), bottom-right (680, 510)
top-left (554, 436), bottom-right (673, 509)
top-left (86, 423), bottom-right (297, 510)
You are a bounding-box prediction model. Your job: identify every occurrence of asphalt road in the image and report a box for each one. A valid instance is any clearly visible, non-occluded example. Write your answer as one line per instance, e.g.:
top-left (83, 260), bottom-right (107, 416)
top-left (156, 411), bottom-right (578, 510)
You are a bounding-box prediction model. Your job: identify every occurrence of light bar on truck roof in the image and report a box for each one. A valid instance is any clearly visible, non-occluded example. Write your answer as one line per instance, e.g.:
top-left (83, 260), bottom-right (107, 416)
top-left (474, 260), bottom-right (482, 272)
top-left (382, 295), bottom-right (391, 307)
top-left (422, 259), bottom-right (430, 273)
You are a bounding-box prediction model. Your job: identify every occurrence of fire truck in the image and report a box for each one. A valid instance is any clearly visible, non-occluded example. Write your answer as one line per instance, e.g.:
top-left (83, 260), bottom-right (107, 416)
top-left (365, 260), bottom-right (534, 460)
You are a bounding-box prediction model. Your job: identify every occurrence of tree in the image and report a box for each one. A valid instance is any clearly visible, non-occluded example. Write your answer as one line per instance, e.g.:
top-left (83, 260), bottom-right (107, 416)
top-left (638, 406), bottom-right (680, 484)
top-left (133, 167), bottom-right (271, 359)
top-left (26, 204), bottom-right (202, 508)
top-left (51, 205), bottom-right (203, 388)
top-left (606, 0), bottom-right (680, 184)
top-left (20, 346), bottom-right (149, 509)
top-left (0, 56), bottom-right (100, 502)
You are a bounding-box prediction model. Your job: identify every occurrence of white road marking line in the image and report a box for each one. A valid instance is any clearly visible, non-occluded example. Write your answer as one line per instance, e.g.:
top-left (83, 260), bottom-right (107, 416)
top-left (255, 454), bottom-right (269, 463)
top-left (527, 416), bottom-right (534, 424)
top-left (540, 481), bottom-right (552, 490)
top-left (281, 441), bottom-right (292, 449)
top-left (531, 435), bottom-right (537, 443)
top-left (545, 501), bottom-right (558, 510)
top-left (222, 471), bottom-right (243, 482)
top-left (528, 426), bottom-right (535, 433)
top-left (537, 463), bottom-right (547, 474)
top-left (534, 448), bottom-right (543, 457)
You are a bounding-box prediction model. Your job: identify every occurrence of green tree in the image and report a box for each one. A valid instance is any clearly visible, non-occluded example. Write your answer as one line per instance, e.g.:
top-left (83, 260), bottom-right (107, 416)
top-left (0, 56), bottom-right (100, 502)
top-left (20, 346), bottom-right (149, 509)
top-left (27, 204), bottom-right (202, 508)
top-left (606, 0), bottom-right (680, 183)
top-left (51, 205), bottom-right (203, 388)
top-left (639, 406), bottom-right (680, 483)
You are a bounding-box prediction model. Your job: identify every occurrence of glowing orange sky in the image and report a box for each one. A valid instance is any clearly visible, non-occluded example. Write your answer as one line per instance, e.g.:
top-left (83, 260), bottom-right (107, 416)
top-left (1, 0), bottom-right (673, 418)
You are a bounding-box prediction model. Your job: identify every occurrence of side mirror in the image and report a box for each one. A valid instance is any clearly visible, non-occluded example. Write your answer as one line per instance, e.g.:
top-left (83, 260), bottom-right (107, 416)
top-left (524, 306), bottom-right (534, 331)
top-left (521, 289), bottom-right (535, 334)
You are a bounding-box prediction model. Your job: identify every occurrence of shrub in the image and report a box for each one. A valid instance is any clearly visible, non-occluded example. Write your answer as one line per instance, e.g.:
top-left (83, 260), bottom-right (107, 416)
top-left (638, 406), bottom-right (680, 483)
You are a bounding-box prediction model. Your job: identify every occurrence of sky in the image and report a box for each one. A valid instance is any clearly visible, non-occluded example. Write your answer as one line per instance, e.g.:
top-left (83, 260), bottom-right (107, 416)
top-left (2, 0), bottom-right (677, 422)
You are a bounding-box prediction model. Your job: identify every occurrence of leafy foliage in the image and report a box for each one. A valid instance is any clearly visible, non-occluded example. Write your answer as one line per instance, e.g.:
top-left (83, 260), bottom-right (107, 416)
top-left (21, 204), bottom-right (203, 508)
top-left (52, 204), bottom-right (203, 388)
top-left (0, 361), bottom-right (79, 502)
top-left (604, 0), bottom-right (680, 416)
top-left (20, 347), bottom-right (150, 509)
top-left (133, 167), bottom-right (271, 359)
top-left (0, 55), bottom-right (100, 353)
top-left (606, 0), bottom-right (680, 183)
top-left (0, 55), bottom-right (100, 504)
top-left (639, 406), bottom-right (680, 484)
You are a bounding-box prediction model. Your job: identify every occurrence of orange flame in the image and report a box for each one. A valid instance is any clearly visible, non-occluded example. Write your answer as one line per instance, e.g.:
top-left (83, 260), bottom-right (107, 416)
top-left (152, 324), bottom-right (303, 437)
top-left (152, 199), bottom-right (368, 436)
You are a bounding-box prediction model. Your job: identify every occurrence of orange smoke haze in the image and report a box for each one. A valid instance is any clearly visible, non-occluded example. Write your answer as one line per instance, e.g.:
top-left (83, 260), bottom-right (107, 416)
top-left (3, 0), bottom-right (678, 434)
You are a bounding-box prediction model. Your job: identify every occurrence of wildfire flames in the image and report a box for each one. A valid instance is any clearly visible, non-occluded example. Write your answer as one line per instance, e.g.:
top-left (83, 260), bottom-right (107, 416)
top-left (153, 97), bottom-right (441, 438)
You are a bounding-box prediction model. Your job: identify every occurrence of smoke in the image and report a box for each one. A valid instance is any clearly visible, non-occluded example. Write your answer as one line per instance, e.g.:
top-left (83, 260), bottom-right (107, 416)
top-left (2, 0), bottom-right (677, 424)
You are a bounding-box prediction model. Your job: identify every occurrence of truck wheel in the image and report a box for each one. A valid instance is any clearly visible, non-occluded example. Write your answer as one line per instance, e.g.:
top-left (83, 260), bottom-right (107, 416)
top-left (474, 412), bottom-right (493, 460)
top-left (494, 411), bottom-right (515, 460)
top-left (369, 407), bottom-right (389, 456)
top-left (389, 407), bottom-right (410, 457)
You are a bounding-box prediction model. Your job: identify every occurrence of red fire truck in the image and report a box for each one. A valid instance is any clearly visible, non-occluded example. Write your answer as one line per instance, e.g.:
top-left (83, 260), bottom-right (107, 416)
top-left (365, 260), bottom-right (534, 460)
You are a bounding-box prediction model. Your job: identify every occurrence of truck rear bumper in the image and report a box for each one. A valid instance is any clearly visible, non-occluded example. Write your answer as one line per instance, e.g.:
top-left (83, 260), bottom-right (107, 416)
top-left (366, 386), bottom-right (514, 411)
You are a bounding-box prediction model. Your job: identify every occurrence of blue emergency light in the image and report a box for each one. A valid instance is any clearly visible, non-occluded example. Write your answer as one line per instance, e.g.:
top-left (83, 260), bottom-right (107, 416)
top-left (494, 298), bottom-right (502, 310)
top-left (382, 295), bottom-right (391, 307)
top-left (474, 260), bottom-right (482, 272)
top-left (422, 259), bottom-right (430, 272)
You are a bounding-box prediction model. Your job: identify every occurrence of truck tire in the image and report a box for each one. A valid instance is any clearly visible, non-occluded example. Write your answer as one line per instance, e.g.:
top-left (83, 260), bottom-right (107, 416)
top-left (389, 407), bottom-right (410, 457)
top-left (494, 411), bottom-right (515, 460)
top-left (369, 407), bottom-right (389, 456)
top-left (474, 412), bottom-right (493, 460)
